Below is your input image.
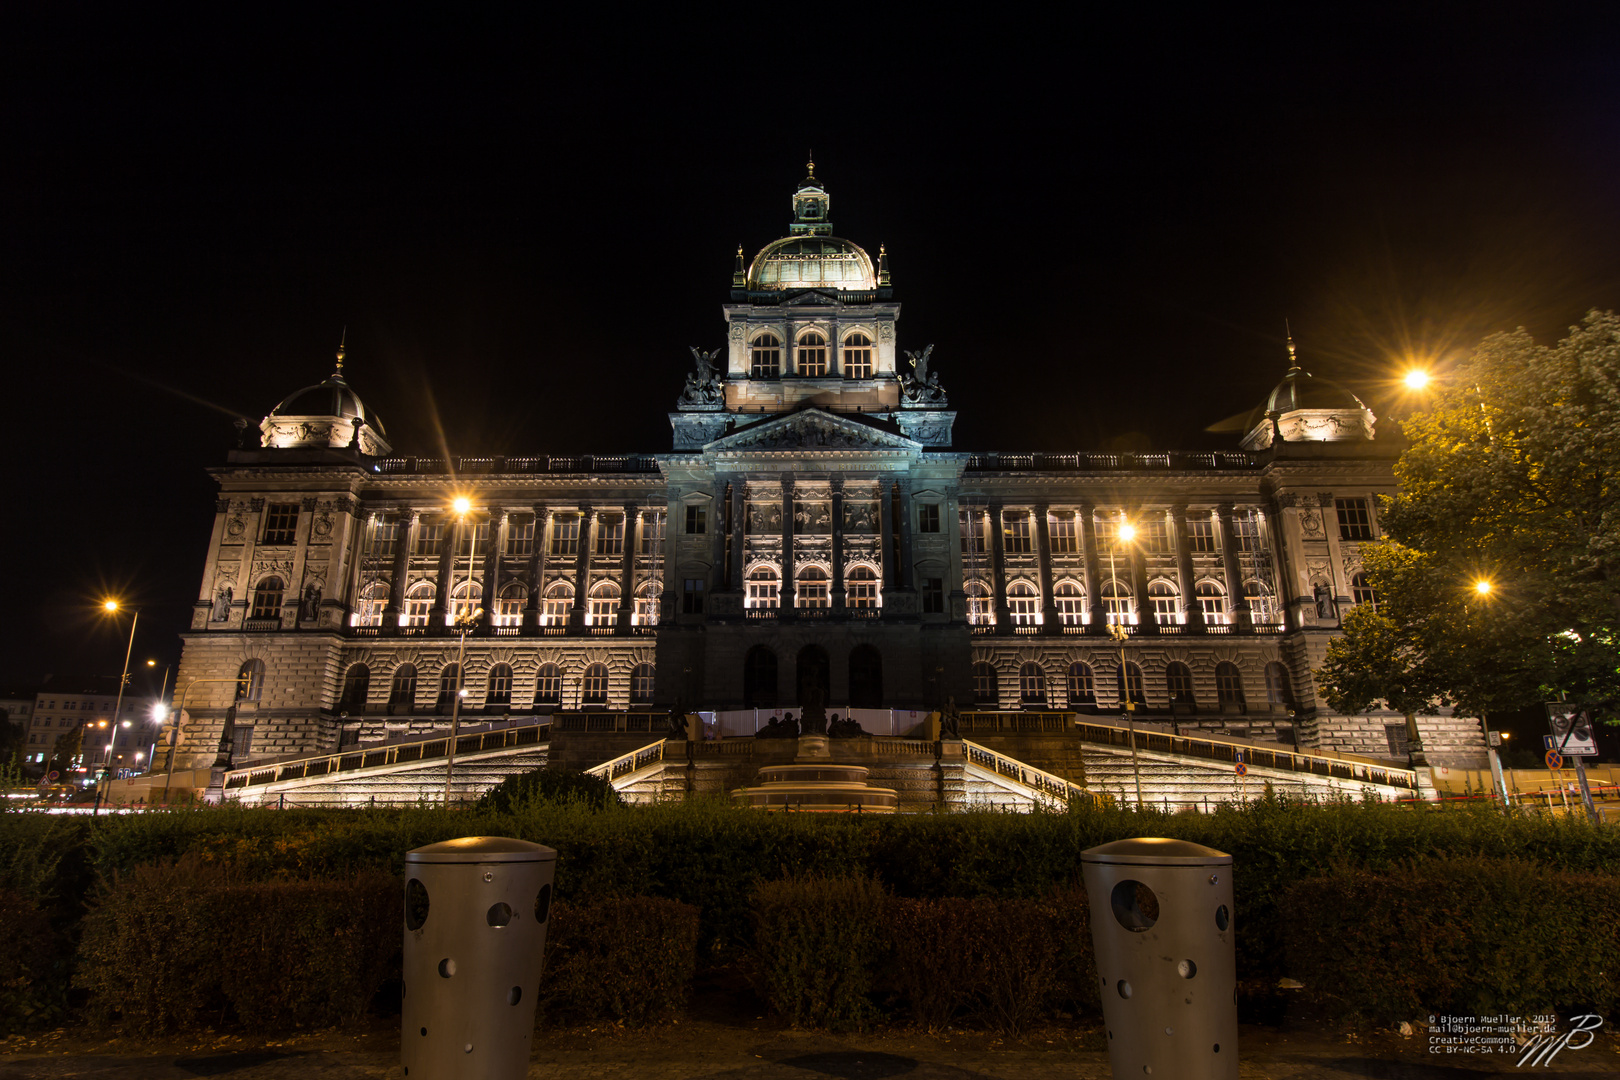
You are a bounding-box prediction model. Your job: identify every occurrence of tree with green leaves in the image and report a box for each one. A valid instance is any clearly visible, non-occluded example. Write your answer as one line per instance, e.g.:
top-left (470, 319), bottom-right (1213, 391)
top-left (1318, 311), bottom-right (1620, 728)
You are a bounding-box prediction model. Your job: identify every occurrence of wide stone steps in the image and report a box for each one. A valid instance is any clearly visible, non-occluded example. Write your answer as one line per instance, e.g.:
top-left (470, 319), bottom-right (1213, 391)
top-left (1079, 744), bottom-right (1417, 808)
top-left (229, 746), bottom-right (551, 808)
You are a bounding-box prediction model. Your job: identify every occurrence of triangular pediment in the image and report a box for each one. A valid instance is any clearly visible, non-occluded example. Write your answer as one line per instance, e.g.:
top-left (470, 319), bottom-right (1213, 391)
top-left (782, 289), bottom-right (842, 306)
top-left (705, 409), bottom-right (921, 452)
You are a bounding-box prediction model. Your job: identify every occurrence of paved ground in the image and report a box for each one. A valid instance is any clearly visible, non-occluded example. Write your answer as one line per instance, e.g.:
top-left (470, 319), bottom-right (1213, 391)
top-left (3, 1018), bottom-right (1616, 1079)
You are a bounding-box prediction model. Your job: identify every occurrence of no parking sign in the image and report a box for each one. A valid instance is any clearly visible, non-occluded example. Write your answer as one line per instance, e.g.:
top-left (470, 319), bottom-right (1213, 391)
top-left (1545, 749), bottom-right (1564, 770)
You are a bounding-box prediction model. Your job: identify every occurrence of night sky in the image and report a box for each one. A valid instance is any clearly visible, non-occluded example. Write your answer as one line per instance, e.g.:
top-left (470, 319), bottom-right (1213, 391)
top-left (4, 6), bottom-right (1619, 689)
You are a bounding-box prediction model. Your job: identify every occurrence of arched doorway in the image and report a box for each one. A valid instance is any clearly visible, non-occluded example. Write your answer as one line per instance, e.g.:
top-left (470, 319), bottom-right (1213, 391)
top-left (743, 646), bottom-right (778, 708)
top-left (848, 645), bottom-right (882, 708)
top-left (796, 645), bottom-right (830, 707)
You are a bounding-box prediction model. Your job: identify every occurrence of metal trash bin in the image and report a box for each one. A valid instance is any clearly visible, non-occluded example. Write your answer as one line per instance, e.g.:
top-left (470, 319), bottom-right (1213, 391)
top-left (1081, 837), bottom-right (1236, 1079)
top-left (402, 837), bottom-right (557, 1079)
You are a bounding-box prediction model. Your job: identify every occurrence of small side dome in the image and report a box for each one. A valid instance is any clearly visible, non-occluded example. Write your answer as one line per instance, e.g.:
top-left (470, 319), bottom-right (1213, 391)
top-left (259, 339), bottom-right (392, 454)
top-left (1241, 336), bottom-right (1375, 450)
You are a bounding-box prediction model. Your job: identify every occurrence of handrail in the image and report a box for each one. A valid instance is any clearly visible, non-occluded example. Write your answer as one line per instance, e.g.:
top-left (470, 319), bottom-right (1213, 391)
top-left (222, 719), bottom-right (551, 790)
top-left (960, 739), bottom-right (1099, 806)
top-left (585, 739), bottom-right (669, 782)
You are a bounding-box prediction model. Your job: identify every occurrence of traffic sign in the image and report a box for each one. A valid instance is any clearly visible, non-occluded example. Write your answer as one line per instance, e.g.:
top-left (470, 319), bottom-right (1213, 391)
top-left (1545, 704), bottom-right (1598, 756)
top-left (1235, 762), bottom-right (1248, 777)
top-left (1545, 750), bottom-right (1564, 770)
top-left (1233, 749), bottom-right (1245, 763)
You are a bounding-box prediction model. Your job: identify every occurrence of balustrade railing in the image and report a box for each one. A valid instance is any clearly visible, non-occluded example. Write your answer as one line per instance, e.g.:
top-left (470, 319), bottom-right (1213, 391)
top-left (585, 739), bottom-right (669, 782)
top-left (960, 739), bottom-right (1098, 805)
top-left (222, 718), bottom-right (552, 790)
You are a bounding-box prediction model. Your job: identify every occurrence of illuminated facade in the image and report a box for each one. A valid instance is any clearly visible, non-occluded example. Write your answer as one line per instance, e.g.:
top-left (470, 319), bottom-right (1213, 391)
top-left (165, 166), bottom-right (1488, 774)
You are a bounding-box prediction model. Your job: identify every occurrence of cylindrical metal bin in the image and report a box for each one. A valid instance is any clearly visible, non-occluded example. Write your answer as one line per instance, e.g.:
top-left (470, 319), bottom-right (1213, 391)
top-left (1081, 837), bottom-right (1236, 1079)
top-left (402, 836), bottom-right (557, 1080)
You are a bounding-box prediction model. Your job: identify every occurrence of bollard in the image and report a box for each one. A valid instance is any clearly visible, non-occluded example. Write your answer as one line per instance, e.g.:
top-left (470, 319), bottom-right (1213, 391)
top-left (402, 837), bottom-right (557, 1080)
top-left (1081, 837), bottom-right (1236, 1079)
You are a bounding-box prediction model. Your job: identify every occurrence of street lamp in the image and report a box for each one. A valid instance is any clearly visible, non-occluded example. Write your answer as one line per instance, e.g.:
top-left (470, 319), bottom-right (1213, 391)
top-left (1403, 368), bottom-right (1431, 390)
top-left (145, 659), bottom-right (172, 773)
top-left (444, 496), bottom-right (483, 804)
top-left (94, 600), bottom-right (139, 816)
top-left (1106, 521), bottom-right (1145, 809)
top-left (1474, 579), bottom-right (1493, 596)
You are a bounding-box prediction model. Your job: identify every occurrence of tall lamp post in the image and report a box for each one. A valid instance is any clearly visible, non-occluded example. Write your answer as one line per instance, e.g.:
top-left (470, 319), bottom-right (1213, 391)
top-left (443, 496), bottom-right (483, 804)
top-left (1107, 522), bottom-right (1145, 808)
top-left (93, 600), bottom-right (139, 816)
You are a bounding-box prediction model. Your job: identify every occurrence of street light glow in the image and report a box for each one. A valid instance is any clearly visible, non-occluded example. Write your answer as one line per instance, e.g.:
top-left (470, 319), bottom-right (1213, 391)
top-left (1475, 579), bottom-right (1493, 595)
top-left (1404, 369), bottom-right (1431, 390)
top-left (1118, 523), bottom-right (1136, 542)
top-left (103, 599), bottom-right (120, 612)
top-left (452, 496), bottom-right (471, 515)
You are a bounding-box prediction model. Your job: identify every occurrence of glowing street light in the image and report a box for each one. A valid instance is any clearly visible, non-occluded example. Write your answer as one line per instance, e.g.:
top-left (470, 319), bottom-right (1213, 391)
top-left (95, 599), bottom-right (139, 816)
top-left (1107, 520), bottom-right (1144, 809)
top-left (1474, 579), bottom-right (1493, 596)
top-left (1404, 369), bottom-right (1431, 390)
top-left (444, 496), bottom-right (483, 803)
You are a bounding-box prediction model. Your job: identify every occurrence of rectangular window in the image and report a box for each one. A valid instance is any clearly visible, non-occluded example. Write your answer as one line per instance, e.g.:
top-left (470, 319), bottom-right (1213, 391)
top-left (415, 522), bottom-right (444, 556)
top-left (496, 594), bottom-right (523, 626)
top-left (506, 518), bottom-right (535, 557)
top-left (1186, 518), bottom-right (1217, 553)
top-left (1385, 723), bottom-right (1411, 758)
top-left (640, 513), bottom-right (665, 555)
top-left (457, 521), bottom-right (489, 556)
top-left (551, 515), bottom-right (581, 556)
top-left (843, 342), bottom-right (873, 379)
top-left (262, 504), bottom-right (300, 545)
top-left (1142, 518), bottom-right (1172, 554)
top-left (1233, 514), bottom-right (1261, 553)
top-left (682, 577), bottom-right (705, 614)
top-left (918, 504), bottom-right (941, 533)
top-left (370, 517), bottom-right (398, 558)
top-left (404, 593), bottom-right (432, 626)
top-left (1003, 513), bottom-right (1032, 554)
top-left (1336, 498), bottom-right (1375, 541)
top-left (541, 594), bottom-right (571, 626)
top-left (596, 515), bottom-right (625, 556)
top-left (959, 510), bottom-right (987, 555)
top-left (922, 577), bottom-right (945, 614)
top-left (1049, 513), bottom-right (1078, 554)
top-left (685, 505), bottom-right (706, 535)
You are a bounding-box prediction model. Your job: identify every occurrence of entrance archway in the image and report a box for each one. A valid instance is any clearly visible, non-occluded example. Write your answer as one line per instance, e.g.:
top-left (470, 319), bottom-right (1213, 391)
top-left (796, 644), bottom-right (831, 707)
top-left (744, 646), bottom-right (778, 708)
top-left (848, 645), bottom-right (883, 708)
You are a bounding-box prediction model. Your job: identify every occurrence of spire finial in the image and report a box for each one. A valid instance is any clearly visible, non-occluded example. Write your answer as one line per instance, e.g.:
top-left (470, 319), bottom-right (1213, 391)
top-left (878, 242), bottom-right (890, 286)
top-left (335, 326), bottom-right (347, 377)
top-left (1284, 319), bottom-right (1298, 371)
top-left (806, 150), bottom-right (814, 178)
top-left (732, 244), bottom-right (747, 287)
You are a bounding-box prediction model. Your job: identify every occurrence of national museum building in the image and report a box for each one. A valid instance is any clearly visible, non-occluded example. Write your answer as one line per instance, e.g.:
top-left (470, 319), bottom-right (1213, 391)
top-left (165, 167), bottom-right (1488, 774)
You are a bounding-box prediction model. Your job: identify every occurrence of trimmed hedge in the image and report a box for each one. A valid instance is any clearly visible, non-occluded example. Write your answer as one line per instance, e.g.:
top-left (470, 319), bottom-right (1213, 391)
top-left (752, 875), bottom-right (891, 1031)
top-left (1281, 857), bottom-right (1620, 1024)
top-left (541, 896), bottom-right (699, 1025)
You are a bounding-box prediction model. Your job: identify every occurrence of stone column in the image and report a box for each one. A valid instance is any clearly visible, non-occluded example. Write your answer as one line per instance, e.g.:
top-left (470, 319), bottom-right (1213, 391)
top-left (989, 501), bottom-right (1011, 632)
top-left (661, 492), bottom-right (681, 622)
top-left (523, 505), bottom-right (550, 631)
top-left (1172, 505), bottom-right (1205, 633)
top-left (476, 509), bottom-right (505, 632)
top-left (617, 503), bottom-right (637, 632)
top-left (1217, 503), bottom-right (1253, 632)
top-left (896, 480), bottom-right (915, 588)
top-left (569, 508), bottom-right (594, 631)
top-left (944, 493), bottom-right (965, 622)
top-left (1318, 493), bottom-right (1350, 622)
top-left (779, 474), bottom-right (796, 616)
top-left (877, 480), bottom-right (893, 583)
top-left (830, 477), bottom-right (846, 613)
top-left (1034, 503), bottom-right (1056, 630)
top-left (384, 509), bottom-right (417, 625)
top-left (729, 482), bottom-right (746, 589)
top-left (431, 516), bottom-right (458, 626)
top-left (1131, 533), bottom-right (1156, 636)
top-left (709, 479), bottom-right (728, 596)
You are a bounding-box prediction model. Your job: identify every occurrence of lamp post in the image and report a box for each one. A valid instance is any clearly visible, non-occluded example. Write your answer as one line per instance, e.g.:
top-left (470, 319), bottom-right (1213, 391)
top-left (93, 600), bottom-right (139, 817)
top-left (145, 659), bottom-right (172, 773)
top-left (443, 496), bottom-right (483, 804)
top-left (1107, 522), bottom-right (1145, 809)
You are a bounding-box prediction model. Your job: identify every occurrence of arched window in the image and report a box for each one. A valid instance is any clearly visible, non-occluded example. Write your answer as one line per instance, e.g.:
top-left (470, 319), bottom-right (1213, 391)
top-left (1067, 661), bottom-right (1095, 704)
top-left (1148, 580), bottom-right (1180, 625)
top-left (250, 578), bottom-right (284, 620)
top-left (486, 663), bottom-right (513, 707)
top-left (1216, 661), bottom-right (1247, 710)
top-left (588, 581), bottom-right (620, 627)
top-left (746, 566), bottom-right (780, 609)
top-left (972, 662), bottom-right (999, 705)
top-left (1055, 581), bottom-right (1087, 626)
top-left (405, 583), bottom-right (434, 626)
top-left (965, 581), bottom-right (994, 627)
top-left (235, 659), bottom-right (265, 703)
top-left (1196, 581), bottom-right (1227, 624)
top-left (797, 565), bottom-right (830, 608)
top-left (1008, 581), bottom-right (1040, 625)
top-left (848, 645), bottom-right (882, 708)
top-left (497, 582), bottom-right (527, 626)
top-left (797, 330), bottom-right (828, 376)
top-left (534, 663), bottom-right (561, 705)
top-left (437, 664), bottom-right (463, 711)
top-left (352, 582), bottom-right (388, 627)
top-left (634, 582), bottom-right (661, 626)
top-left (1120, 661), bottom-right (1145, 705)
top-left (1166, 661), bottom-right (1195, 705)
top-left (630, 663), bottom-right (655, 705)
top-left (1351, 573), bottom-right (1380, 611)
top-left (1102, 580), bottom-right (1135, 625)
top-left (743, 646), bottom-right (778, 708)
top-left (1265, 662), bottom-right (1293, 709)
top-left (581, 663), bottom-right (610, 705)
top-left (846, 565), bottom-right (880, 608)
top-left (1245, 580), bottom-right (1277, 624)
top-left (842, 332), bottom-right (873, 379)
top-left (751, 333), bottom-right (781, 378)
top-left (340, 664), bottom-right (371, 711)
top-left (1019, 662), bottom-right (1047, 705)
top-left (542, 582), bottom-right (573, 626)
top-left (449, 580), bottom-right (482, 625)
top-left (389, 664), bottom-right (418, 708)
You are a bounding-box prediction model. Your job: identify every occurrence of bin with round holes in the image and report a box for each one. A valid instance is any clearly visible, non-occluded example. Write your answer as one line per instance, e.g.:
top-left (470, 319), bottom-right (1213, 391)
top-left (402, 837), bottom-right (557, 1080)
top-left (1081, 837), bottom-right (1236, 1080)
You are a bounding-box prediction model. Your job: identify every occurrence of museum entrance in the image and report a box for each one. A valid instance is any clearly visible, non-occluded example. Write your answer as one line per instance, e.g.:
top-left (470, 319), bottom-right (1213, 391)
top-left (796, 644), bottom-right (830, 707)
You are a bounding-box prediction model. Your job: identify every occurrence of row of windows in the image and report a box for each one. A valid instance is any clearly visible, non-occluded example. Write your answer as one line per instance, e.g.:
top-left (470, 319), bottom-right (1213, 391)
top-left (750, 331), bottom-right (875, 379)
top-left (962, 578), bottom-right (1281, 626)
top-left (961, 509), bottom-right (1267, 556)
top-left (350, 579), bottom-right (662, 628)
top-left (339, 661), bottom-right (654, 710)
top-left (744, 565), bottom-right (880, 609)
top-left (367, 512), bottom-right (666, 560)
top-left (973, 660), bottom-right (1293, 709)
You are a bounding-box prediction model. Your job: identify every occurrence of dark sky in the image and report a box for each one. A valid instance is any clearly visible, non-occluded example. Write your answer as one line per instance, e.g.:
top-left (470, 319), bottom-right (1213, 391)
top-left (4, 5), bottom-right (1619, 686)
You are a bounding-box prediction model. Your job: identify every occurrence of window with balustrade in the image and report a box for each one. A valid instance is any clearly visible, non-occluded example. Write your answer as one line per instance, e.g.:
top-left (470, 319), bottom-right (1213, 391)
top-left (965, 581), bottom-right (994, 626)
top-left (251, 577), bottom-right (284, 620)
top-left (542, 583), bottom-right (573, 626)
top-left (496, 582), bottom-right (526, 626)
top-left (1102, 580), bottom-right (1134, 624)
top-left (634, 582), bottom-right (661, 625)
top-left (847, 565), bottom-right (880, 608)
top-left (353, 582), bottom-right (387, 627)
top-left (1196, 580), bottom-right (1226, 623)
top-left (751, 333), bottom-right (782, 378)
top-left (1055, 581), bottom-right (1086, 625)
top-left (1007, 581), bottom-right (1040, 625)
top-left (796, 331), bottom-right (828, 376)
top-left (588, 582), bottom-right (620, 626)
top-left (404, 584), bottom-right (434, 626)
top-left (842, 332), bottom-right (873, 378)
top-left (797, 566), bottom-right (830, 608)
top-left (746, 566), bottom-right (779, 609)
top-left (1148, 580), bottom-right (1180, 625)
top-left (449, 581), bottom-right (482, 625)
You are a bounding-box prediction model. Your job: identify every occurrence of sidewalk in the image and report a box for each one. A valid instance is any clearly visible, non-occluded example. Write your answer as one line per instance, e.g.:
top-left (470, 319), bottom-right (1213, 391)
top-left (3, 1018), bottom-right (1616, 1079)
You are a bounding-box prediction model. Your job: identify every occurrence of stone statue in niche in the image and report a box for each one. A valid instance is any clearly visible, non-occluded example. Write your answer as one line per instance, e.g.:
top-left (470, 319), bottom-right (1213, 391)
top-left (212, 586), bottom-right (233, 622)
top-left (301, 585), bottom-right (322, 622)
top-left (939, 694), bottom-right (961, 739)
top-left (1313, 582), bottom-right (1336, 620)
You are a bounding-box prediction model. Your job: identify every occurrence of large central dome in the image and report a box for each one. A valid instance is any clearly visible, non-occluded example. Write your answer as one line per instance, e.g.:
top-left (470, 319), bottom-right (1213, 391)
top-left (747, 235), bottom-right (876, 291)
